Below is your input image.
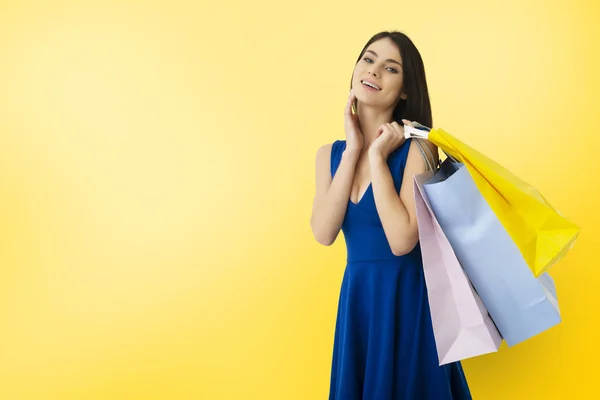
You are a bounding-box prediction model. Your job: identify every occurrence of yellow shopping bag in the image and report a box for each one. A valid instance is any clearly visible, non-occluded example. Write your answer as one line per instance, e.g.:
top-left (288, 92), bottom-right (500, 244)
top-left (406, 125), bottom-right (579, 277)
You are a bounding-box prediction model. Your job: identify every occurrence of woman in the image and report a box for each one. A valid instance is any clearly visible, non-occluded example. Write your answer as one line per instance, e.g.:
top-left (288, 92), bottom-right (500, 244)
top-left (310, 31), bottom-right (472, 399)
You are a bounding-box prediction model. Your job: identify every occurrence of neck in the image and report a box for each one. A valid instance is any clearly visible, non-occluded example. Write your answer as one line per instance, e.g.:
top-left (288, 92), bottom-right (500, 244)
top-left (356, 102), bottom-right (396, 150)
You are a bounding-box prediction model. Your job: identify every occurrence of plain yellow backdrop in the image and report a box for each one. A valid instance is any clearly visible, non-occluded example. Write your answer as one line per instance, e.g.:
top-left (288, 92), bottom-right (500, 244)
top-left (0, 0), bottom-right (598, 398)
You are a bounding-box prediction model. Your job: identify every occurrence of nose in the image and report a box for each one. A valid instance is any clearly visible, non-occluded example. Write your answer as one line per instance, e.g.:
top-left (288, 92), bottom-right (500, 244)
top-left (368, 68), bottom-right (379, 78)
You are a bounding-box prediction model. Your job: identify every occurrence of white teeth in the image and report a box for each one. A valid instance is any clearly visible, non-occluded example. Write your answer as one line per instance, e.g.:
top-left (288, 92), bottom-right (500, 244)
top-left (362, 81), bottom-right (380, 90)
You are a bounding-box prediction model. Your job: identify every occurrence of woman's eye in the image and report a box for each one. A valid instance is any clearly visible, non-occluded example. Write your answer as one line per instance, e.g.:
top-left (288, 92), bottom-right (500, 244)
top-left (387, 67), bottom-right (398, 73)
top-left (363, 57), bottom-right (373, 63)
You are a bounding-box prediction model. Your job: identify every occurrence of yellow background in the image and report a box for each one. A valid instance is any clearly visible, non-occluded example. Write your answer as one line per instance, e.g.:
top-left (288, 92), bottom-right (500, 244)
top-left (0, 0), bottom-right (598, 398)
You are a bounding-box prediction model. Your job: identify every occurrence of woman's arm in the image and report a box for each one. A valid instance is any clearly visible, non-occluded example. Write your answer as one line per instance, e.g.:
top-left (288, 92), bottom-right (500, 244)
top-left (310, 143), bottom-right (360, 246)
top-left (370, 139), bottom-right (439, 255)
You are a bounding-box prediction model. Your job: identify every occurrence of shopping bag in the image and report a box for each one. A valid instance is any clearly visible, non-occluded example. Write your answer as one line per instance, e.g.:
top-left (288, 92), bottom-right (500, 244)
top-left (414, 172), bottom-right (502, 365)
top-left (422, 159), bottom-right (561, 346)
top-left (405, 125), bottom-right (579, 277)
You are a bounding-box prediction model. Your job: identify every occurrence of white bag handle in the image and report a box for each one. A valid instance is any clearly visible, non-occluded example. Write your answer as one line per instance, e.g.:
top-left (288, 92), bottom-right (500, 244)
top-left (404, 121), bottom-right (459, 164)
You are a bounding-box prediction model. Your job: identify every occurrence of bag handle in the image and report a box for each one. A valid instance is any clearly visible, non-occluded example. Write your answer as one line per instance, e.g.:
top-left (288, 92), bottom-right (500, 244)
top-left (406, 121), bottom-right (459, 167)
top-left (414, 138), bottom-right (437, 173)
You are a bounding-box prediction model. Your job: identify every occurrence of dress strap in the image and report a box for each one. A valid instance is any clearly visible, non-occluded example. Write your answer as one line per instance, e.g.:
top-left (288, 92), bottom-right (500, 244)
top-left (391, 138), bottom-right (413, 176)
top-left (329, 140), bottom-right (346, 178)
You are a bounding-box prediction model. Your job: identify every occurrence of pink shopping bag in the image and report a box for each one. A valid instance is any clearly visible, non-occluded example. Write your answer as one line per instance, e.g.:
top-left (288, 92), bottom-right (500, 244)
top-left (414, 171), bottom-right (502, 365)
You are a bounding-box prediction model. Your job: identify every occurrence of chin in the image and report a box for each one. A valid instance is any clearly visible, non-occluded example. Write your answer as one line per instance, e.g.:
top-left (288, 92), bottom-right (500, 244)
top-left (355, 94), bottom-right (389, 110)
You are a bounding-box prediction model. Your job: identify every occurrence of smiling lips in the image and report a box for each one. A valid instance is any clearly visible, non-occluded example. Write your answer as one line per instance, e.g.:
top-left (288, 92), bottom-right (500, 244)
top-left (361, 79), bottom-right (381, 90)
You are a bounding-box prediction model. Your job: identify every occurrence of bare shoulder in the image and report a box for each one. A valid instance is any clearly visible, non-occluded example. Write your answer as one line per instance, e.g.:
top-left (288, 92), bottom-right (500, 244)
top-left (418, 138), bottom-right (439, 160)
top-left (404, 138), bottom-right (439, 173)
top-left (410, 137), bottom-right (438, 160)
top-left (316, 142), bottom-right (333, 159)
top-left (315, 142), bottom-right (334, 170)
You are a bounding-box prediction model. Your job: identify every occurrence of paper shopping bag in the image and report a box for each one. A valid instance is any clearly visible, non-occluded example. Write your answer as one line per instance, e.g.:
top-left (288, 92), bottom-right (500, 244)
top-left (414, 172), bottom-right (502, 365)
top-left (423, 159), bottom-right (561, 347)
top-left (409, 126), bottom-right (579, 277)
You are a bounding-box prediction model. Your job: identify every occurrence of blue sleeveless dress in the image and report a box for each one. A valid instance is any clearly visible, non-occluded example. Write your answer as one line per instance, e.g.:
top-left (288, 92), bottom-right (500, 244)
top-left (328, 139), bottom-right (472, 400)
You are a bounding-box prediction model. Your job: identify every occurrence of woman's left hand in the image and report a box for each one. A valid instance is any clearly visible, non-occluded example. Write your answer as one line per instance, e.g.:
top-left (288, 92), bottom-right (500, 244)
top-left (368, 119), bottom-right (414, 160)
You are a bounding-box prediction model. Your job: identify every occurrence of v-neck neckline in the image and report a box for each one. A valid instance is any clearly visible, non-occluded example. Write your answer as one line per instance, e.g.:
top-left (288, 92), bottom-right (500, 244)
top-left (341, 139), bottom-right (408, 208)
top-left (349, 182), bottom-right (372, 206)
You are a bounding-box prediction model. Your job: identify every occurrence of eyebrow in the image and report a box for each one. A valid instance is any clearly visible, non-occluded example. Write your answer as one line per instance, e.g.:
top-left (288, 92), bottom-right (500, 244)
top-left (365, 50), bottom-right (402, 66)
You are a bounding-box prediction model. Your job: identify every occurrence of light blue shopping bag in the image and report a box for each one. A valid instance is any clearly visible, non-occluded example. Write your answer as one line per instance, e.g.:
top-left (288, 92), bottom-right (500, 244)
top-left (422, 158), bottom-right (560, 347)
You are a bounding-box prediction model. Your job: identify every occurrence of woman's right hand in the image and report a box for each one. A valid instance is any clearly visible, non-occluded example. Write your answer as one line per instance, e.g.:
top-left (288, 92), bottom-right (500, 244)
top-left (344, 89), bottom-right (364, 152)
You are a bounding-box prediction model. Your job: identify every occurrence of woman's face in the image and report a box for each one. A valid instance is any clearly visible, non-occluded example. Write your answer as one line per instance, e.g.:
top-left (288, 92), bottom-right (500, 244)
top-left (351, 37), bottom-right (406, 110)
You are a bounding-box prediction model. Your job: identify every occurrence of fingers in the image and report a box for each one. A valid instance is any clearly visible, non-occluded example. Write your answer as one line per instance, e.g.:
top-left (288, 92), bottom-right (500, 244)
top-left (391, 121), bottom-right (403, 135)
top-left (378, 124), bottom-right (394, 135)
top-left (378, 123), bottom-right (396, 139)
top-left (401, 119), bottom-right (415, 127)
top-left (345, 89), bottom-right (355, 116)
top-left (379, 122), bottom-right (409, 134)
top-left (387, 122), bottom-right (404, 138)
top-left (391, 123), bottom-right (406, 144)
top-left (377, 123), bottom-right (390, 137)
top-left (377, 122), bottom-right (405, 146)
